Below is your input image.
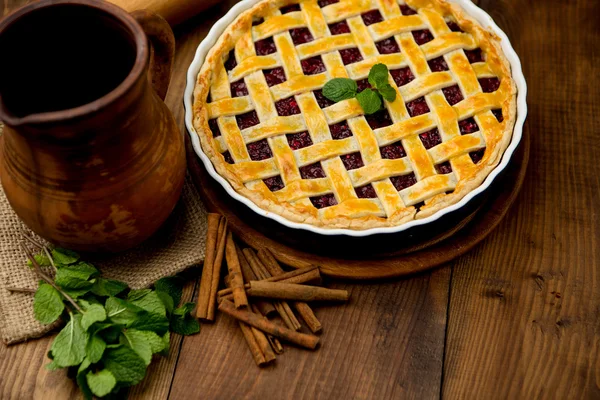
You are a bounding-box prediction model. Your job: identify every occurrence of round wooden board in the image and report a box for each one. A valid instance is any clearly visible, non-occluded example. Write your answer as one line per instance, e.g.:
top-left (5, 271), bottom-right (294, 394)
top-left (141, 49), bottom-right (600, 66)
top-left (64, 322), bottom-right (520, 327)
top-left (186, 131), bottom-right (529, 279)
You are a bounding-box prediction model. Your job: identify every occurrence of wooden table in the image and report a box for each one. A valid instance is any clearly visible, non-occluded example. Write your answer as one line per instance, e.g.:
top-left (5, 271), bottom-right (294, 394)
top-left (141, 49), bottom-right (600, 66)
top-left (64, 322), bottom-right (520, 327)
top-left (1, 0), bottom-right (599, 398)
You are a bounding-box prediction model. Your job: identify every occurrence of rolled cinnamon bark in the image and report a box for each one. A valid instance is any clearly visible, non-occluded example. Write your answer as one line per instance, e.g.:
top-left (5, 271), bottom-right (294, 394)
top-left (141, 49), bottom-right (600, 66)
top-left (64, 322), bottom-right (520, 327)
top-left (247, 281), bottom-right (350, 302)
top-left (196, 214), bottom-right (221, 320)
top-left (219, 300), bottom-right (319, 350)
top-left (251, 304), bottom-right (283, 354)
top-left (238, 321), bottom-right (267, 366)
top-left (225, 232), bottom-right (248, 309)
top-left (236, 245), bottom-right (276, 317)
top-left (205, 217), bottom-right (228, 321)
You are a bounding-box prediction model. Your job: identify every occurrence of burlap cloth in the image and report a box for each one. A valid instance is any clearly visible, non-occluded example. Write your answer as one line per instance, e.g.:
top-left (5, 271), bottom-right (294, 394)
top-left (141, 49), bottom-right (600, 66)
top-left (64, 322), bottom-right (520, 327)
top-left (0, 124), bottom-right (208, 345)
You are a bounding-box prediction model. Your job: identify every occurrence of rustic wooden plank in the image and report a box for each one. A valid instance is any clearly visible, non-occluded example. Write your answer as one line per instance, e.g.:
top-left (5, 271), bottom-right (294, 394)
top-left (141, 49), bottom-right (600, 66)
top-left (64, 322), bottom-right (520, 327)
top-left (171, 268), bottom-right (450, 399)
top-left (442, 0), bottom-right (600, 398)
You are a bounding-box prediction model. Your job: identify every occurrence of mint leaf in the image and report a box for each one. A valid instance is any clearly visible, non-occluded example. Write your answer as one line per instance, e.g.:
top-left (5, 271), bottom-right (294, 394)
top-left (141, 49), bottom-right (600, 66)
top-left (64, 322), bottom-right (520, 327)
top-left (378, 83), bottom-right (397, 102)
top-left (120, 329), bottom-right (164, 365)
top-left (103, 346), bottom-right (147, 385)
top-left (155, 277), bottom-right (183, 306)
top-left (27, 253), bottom-right (51, 268)
top-left (51, 248), bottom-right (80, 265)
top-left (323, 78), bottom-right (357, 102)
top-left (356, 89), bottom-right (383, 115)
top-left (130, 311), bottom-right (170, 335)
top-left (55, 264), bottom-right (98, 298)
top-left (76, 368), bottom-right (93, 400)
top-left (368, 63), bottom-right (389, 89)
top-left (51, 314), bottom-right (88, 367)
top-left (129, 290), bottom-right (167, 316)
top-left (45, 360), bottom-right (61, 371)
top-left (33, 283), bottom-right (64, 324)
top-left (105, 297), bottom-right (142, 326)
top-left (160, 332), bottom-right (170, 357)
top-left (57, 262), bottom-right (99, 279)
top-left (86, 370), bottom-right (116, 398)
top-left (157, 291), bottom-right (174, 315)
top-left (170, 303), bottom-right (200, 336)
top-left (91, 278), bottom-right (128, 297)
top-left (86, 334), bottom-right (106, 363)
top-left (81, 303), bottom-right (106, 330)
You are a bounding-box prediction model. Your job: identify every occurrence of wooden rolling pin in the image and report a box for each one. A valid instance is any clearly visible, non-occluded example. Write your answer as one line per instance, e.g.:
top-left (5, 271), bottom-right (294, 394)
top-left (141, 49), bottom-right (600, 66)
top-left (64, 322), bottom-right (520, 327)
top-left (107, 0), bottom-right (220, 26)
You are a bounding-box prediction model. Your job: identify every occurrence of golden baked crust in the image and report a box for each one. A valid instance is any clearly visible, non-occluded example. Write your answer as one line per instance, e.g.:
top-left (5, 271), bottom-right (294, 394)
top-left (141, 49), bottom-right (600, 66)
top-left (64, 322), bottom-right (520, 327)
top-left (192, 0), bottom-right (517, 229)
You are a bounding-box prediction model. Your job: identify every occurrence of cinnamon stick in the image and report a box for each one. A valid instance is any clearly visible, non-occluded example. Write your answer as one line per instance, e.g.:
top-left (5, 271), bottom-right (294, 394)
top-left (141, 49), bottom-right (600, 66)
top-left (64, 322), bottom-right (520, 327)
top-left (205, 217), bottom-right (228, 321)
top-left (247, 281), bottom-right (350, 302)
top-left (196, 214), bottom-right (221, 319)
top-left (236, 245), bottom-right (276, 317)
top-left (243, 248), bottom-right (301, 331)
top-left (225, 232), bottom-right (248, 309)
top-left (257, 249), bottom-right (323, 333)
top-left (251, 304), bottom-right (283, 354)
top-left (219, 300), bottom-right (319, 350)
top-left (217, 267), bottom-right (321, 302)
top-left (238, 321), bottom-right (267, 366)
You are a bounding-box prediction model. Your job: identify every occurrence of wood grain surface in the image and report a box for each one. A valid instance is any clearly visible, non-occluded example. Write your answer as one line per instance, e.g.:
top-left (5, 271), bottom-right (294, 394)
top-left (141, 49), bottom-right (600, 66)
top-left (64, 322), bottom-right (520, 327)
top-left (1, 0), bottom-right (599, 399)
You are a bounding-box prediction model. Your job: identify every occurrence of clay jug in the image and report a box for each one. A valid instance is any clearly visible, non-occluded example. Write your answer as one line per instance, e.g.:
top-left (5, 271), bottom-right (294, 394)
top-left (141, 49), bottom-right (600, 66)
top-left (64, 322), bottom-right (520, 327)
top-left (0, 0), bottom-right (186, 252)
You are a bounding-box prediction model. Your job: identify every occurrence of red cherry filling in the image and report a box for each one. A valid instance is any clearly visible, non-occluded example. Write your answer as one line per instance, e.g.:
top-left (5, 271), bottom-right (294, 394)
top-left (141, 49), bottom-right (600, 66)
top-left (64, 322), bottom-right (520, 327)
top-left (222, 151), bottom-right (234, 164)
top-left (355, 184), bottom-right (377, 198)
top-left (263, 67), bottom-right (286, 86)
top-left (290, 28), bottom-right (314, 45)
top-left (318, 0), bottom-right (338, 6)
top-left (301, 56), bottom-right (326, 75)
top-left (406, 97), bottom-right (429, 117)
top-left (314, 89), bottom-right (335, 108)
top-left (442, 85), bottom-right (464, 105)
top-left (310, 193), bottom-right (337, 209)
top-left (236, 110), bottom-right (260, 130)
top-left (435, 161), bottom-right (452, 174)
top-left (390, 173), bottom-right (417, 191)
top-left (419, 128), bottom-right (442, 149)
top-left (428, 56), bottom-right (448, 72)
top-left (446, 21), bottom-right (462, 32)
top-left (361, 10), bottom-right (383, 26)
top-left (366, 109), bottom-right (393, 129)
top-left (230, 80), bottom-right (248, 97)
top-left (400, 5), bottom-right (417, 15)
top-left (339, 48), bottom-right (363, 65)
top-left (208, 119), bottom-right (221, 137)
top-left (263, 176), bottom-right (284, 191)
top-left (479, 77), bottom-right (500, 93)
top-left (356, 78), bottom-right (372, 92)
top-left (329, 121), bottom-right (353, 139)
top-left (255, 37), bottom-right (277, 56)
top-left (224, 50), bottom-right (237, 71)
top-left (280, 4), bottom-right (300, 13)
top-left (391, 67), bottom-right (415, 87)
top-left (376, 38), bottom-right (401, 54)
top-left (341, 152), bottom-right (364, 170)
top-left (380, 141), bottom-right (406, 159)
top-left (300, 162), bottom-right (326, 179)
top-left (465, 49), bottom-right (483, 63)
top-left (459, 117), bottom-right (479, 135)
top-left (329, 21), bottom-right (350, 35)
top-left (412, 29), bottom-right (433, 45)
top-left (286, 131), bottom-right (313, 150)
top-left (247, 139), bottom-right (272, 161)
top-left (275, 97), bottom-right (301, 116)
top-left (470, 149), bottom-right (485, 164)
top-left (492, 109), bottom-right (503, 122)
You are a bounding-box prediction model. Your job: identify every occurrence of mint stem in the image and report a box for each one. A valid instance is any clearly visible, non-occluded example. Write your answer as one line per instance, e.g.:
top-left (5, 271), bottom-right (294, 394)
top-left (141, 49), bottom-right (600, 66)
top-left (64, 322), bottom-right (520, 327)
top-left (20, 241), bottom-right (83, 313)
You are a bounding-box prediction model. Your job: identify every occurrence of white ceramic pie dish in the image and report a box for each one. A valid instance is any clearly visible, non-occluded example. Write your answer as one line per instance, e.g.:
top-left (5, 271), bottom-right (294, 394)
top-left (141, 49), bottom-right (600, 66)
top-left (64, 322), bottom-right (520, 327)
top-left (184, 0), bottom-right (528, 237)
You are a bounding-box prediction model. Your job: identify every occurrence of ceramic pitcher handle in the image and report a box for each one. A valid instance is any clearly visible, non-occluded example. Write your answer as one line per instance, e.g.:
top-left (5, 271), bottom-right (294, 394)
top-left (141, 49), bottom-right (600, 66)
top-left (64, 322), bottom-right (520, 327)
top-left (131, 10), bottom-right (175, 101)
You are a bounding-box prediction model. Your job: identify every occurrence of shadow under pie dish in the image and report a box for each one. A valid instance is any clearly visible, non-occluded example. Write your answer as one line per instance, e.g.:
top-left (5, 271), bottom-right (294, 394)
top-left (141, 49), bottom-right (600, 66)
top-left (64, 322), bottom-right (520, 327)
top-left (187, 0), bottom-right (526, 235)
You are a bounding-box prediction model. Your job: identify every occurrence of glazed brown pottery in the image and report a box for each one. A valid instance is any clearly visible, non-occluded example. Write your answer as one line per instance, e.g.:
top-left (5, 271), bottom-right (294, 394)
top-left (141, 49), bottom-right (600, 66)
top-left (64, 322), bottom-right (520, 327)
top-left (0, 0), bottom-right (186, 252)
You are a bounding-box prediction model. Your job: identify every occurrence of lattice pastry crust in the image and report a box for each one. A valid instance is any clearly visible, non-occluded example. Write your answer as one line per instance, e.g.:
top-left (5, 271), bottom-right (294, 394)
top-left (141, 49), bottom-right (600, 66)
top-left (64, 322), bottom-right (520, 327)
top-left (193, 0), bottom-right (517, 229)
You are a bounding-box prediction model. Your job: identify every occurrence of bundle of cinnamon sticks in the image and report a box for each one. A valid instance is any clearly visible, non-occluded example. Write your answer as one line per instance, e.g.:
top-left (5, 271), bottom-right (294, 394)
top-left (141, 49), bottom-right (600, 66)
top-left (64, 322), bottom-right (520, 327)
top-left (196, 213), bottom-right (350, 366)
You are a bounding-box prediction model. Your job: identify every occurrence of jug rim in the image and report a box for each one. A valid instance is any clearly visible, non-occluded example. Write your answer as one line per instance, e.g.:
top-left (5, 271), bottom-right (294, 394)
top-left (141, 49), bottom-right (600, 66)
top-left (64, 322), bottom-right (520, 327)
top-left (0, 0), bottom-right (149, 127)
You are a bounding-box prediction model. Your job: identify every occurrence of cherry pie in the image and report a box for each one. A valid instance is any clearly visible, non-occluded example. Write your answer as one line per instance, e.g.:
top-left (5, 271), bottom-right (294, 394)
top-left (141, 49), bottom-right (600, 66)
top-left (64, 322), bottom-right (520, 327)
top-left (193, 0), bottom-right (517, 229)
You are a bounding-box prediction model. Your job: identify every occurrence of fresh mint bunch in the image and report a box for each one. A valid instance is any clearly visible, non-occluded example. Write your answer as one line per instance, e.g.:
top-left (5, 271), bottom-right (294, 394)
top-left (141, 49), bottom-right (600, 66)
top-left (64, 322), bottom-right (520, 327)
top-left (26, 247), bottom-right (199, 399)
top-left (322, 63), bottom-right (397, 115)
